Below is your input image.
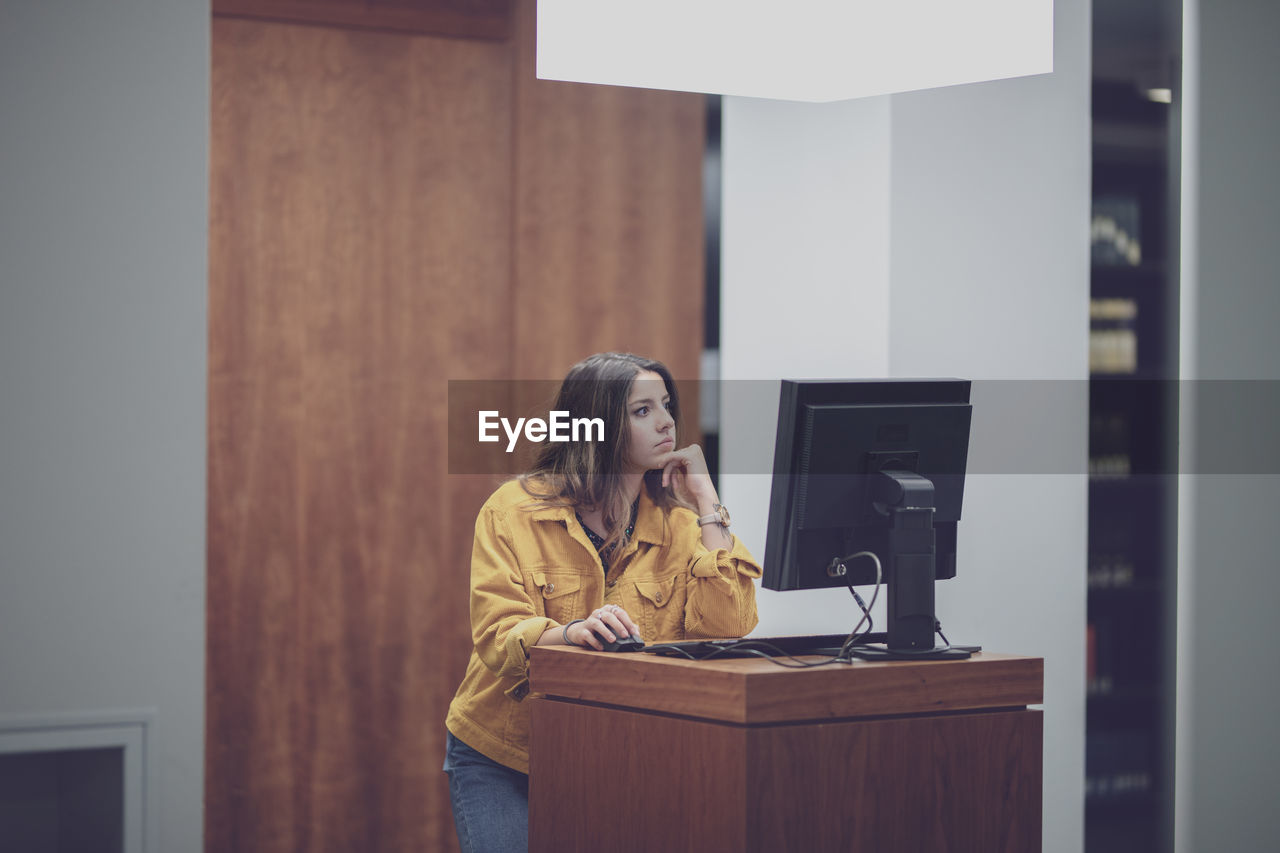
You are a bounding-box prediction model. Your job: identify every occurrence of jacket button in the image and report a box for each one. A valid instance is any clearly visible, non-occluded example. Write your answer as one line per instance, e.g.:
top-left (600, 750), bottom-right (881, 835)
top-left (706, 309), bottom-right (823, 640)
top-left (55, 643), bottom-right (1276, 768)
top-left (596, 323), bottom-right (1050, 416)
top-left (545, 583), bottom-right (555, 594)
top-left (656, 593), bottom-right (663, 602)
top-left (607, 580), bottom-right (616, 588)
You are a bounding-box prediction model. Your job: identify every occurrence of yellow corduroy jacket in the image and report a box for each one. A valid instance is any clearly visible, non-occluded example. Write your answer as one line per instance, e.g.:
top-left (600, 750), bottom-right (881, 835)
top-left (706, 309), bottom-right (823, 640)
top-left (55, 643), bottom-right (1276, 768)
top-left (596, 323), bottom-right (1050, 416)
top-left (445, 477), bottom-right (761, 773)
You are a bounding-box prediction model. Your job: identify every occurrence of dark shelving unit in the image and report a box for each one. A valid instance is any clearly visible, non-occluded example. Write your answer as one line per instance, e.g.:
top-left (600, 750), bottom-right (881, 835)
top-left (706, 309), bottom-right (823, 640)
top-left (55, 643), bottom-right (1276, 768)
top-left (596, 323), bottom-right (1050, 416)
top-left (1086, 17), bottom-right (1180, 847)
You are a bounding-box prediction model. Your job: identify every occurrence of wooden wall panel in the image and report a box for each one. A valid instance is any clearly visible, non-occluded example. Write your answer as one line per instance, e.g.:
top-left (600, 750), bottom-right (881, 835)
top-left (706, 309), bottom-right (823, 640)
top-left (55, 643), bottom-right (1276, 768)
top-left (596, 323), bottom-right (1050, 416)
top-left (511, 1), bottom-right (706, 383)
top-left (208, 17), bottom-right (512, 852)
top-left (209, 5), bottom-right (706, 851)
top-left (212, 0), bottom-right (513, 40)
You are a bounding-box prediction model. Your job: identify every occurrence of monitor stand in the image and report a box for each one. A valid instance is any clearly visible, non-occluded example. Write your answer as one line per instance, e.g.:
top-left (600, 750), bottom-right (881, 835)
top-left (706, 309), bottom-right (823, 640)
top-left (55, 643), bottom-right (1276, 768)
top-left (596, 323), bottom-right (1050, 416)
top-left (845, 484), bottom-right (973, 661)
top-left (840, 629), bottom-right (981, 660)
top-left (845, 642), bottom-right (972, 661)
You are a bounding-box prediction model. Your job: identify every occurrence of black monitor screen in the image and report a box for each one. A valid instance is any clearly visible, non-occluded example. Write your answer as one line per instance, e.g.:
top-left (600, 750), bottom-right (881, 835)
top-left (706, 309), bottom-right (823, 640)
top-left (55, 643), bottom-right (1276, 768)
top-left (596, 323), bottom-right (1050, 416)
top-left (763, 379), bottom-right (973, 593)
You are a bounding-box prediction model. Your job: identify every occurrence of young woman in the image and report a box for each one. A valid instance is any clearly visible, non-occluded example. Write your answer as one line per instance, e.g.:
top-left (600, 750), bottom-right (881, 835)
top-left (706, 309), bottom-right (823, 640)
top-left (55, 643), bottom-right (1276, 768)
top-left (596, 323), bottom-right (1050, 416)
top-left (443, 352), bottom-right (761, 852)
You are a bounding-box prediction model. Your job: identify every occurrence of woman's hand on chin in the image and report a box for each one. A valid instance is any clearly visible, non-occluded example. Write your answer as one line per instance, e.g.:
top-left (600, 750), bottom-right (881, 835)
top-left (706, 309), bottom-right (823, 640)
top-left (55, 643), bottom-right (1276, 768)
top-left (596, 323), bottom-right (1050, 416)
top-left (658, 444), bottom-right (718, 509)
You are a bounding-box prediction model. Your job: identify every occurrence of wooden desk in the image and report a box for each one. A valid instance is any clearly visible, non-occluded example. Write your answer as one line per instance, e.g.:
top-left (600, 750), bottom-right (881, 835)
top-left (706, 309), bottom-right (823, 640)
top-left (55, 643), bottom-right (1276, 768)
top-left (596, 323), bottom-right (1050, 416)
top-left (528, 647), bottom-right (1043, 852)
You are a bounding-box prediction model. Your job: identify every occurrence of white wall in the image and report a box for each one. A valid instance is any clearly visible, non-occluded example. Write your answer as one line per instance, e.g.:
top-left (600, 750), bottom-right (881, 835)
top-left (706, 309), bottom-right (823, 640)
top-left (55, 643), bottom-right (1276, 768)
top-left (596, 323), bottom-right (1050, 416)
top-left (720, 94), bottom-right (892, 634)
top-left (720, 2), bottom-right (1089, 851)
top-left (1178, 1), bottom-right (1280, 850)
top-left (0, 2), bottom-right (208, 850)
top-left (889, 7), bottom-right (1090, 845)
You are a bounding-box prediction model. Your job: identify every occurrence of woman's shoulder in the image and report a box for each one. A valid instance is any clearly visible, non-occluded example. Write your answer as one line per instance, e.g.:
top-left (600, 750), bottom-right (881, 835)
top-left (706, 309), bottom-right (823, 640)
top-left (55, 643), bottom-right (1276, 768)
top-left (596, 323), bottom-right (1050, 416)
top-left (482, 477), bottom-right (563, 515)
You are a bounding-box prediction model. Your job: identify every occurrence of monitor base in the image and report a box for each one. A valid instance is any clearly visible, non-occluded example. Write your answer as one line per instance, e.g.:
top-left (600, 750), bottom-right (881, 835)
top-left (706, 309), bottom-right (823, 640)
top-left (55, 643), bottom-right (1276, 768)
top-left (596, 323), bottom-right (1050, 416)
top-left (844, 644), bottom-right (972, 661)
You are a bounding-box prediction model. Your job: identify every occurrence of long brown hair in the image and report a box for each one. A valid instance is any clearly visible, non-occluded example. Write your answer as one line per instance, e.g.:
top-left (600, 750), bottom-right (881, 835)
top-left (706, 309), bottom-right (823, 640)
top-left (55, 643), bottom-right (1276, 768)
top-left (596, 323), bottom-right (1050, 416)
top-left (520, 352), bottom-right (685, 551)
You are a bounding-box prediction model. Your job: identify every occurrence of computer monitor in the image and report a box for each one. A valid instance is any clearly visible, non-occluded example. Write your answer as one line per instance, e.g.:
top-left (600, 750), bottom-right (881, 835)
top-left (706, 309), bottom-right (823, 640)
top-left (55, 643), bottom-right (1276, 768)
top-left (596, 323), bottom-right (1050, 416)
top-left (763, 379), bottom-right (973, 660)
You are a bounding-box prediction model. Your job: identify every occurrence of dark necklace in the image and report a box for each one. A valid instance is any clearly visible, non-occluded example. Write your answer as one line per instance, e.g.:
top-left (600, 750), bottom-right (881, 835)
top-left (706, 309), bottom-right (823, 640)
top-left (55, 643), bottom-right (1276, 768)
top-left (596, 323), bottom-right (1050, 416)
top-left (576, 501), bottom-right (638, 572)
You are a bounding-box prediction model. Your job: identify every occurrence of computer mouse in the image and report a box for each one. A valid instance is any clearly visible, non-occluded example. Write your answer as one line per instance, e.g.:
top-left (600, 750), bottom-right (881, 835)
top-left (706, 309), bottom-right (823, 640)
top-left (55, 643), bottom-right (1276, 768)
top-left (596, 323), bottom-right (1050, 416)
top-left (601, 635), bottom-right (645, 653)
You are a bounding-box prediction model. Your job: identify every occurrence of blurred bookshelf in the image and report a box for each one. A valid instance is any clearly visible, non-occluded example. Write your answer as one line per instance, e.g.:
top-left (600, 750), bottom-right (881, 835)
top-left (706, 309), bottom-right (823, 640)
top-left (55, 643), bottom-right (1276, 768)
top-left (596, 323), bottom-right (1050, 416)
top-left (1086, 4), bottom-right (1181, 847)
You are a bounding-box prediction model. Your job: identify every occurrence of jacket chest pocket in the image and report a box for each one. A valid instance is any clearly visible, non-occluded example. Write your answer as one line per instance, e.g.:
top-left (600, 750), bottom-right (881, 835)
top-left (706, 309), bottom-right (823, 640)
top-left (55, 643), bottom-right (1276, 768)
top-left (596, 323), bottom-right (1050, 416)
top-left (532, 571), bottom-right (583, 623)
top-left (634, 575), bottom-right (682, 641)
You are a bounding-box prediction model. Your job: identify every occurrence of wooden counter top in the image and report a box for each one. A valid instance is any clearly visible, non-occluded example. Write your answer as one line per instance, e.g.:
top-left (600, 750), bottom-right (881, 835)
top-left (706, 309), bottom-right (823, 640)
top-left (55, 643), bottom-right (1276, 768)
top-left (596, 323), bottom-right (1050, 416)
top-left (529, 645), bottom-right (1043, 725)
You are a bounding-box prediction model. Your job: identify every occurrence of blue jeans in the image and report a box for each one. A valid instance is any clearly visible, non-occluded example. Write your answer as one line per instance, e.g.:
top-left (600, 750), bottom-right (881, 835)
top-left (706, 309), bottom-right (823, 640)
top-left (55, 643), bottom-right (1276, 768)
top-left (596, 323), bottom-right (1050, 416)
top-left (443, 731), bottom-right (529, 853)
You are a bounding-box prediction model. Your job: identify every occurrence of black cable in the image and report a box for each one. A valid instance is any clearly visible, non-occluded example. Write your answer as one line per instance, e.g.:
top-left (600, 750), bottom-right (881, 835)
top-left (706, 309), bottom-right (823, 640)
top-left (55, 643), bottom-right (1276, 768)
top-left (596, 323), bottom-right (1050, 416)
top-left (642, 643), bottom-right (700, 660)
top-left (644, 640), bottom-right (853, 668)
top-left (646, 584), bottom-right (966, 667)
top-left (845, 584), bottom-right (874, 641)
top-left (830, 551), bottom-right (882, 661)
top-left (644, 552), bottom-right (887, 668)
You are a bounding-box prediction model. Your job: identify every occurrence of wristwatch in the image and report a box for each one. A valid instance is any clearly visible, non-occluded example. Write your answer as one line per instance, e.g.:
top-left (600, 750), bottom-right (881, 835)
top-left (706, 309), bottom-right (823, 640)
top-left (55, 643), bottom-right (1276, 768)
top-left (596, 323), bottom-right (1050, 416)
top-left (696, 503), bottom-right (731, 528)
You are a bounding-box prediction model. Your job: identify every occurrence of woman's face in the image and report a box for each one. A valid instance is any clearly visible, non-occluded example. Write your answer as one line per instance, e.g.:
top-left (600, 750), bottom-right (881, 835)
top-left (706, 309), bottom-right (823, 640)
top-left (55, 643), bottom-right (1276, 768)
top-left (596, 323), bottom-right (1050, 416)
top-left (623, 370), bottom-right (676, 473)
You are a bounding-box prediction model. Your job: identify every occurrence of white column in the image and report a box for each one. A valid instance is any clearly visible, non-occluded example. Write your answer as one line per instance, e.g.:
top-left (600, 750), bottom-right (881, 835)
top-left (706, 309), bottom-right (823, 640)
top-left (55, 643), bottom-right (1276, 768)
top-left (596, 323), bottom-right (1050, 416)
top-left (0, 3), bottom-right (208, 850)
top-left (1179, 2), bottom-right (1280, 850)
top-left (888, 1), bottom-right (1090, 844)
top-left (719, 94), bottom-right (893, 635)
top-left (718, 3), bottom-right (1088, 850)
